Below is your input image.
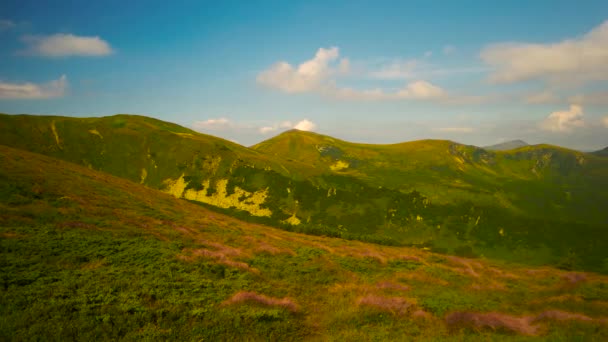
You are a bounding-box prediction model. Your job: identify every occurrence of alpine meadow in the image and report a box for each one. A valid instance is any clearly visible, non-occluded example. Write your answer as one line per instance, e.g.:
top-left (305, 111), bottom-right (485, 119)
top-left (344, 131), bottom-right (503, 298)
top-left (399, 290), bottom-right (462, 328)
top-left (1, 1), bottom-right (608, 340)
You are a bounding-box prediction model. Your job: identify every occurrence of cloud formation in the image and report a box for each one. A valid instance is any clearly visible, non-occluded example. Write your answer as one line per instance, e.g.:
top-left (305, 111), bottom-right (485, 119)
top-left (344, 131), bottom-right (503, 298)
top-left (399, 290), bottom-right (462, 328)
top-left (368, 59), bottom-right (418, 80)
top-left (293, 119), bottom-right (317, 131)
top-left (0, 19), bottom-right (15, 31)
top-left (0, 75), bottom-right (68, 99)
top-left (258, 47), bottom-right (446, 101)
top-left (259, 119), bottom-right (317, 134)
top-left (193, 117), bottom-right (318, 137)
top-left (333, 80), bottom-right (446, 101)
top-left (259, 121), bottom-right (293, 134)
top-left (257, 47), bottom-right (345, 93)
top-left (481, 21), bottom-right (608, 84)
top-left (20, 33), bottom-right (113, 57)
top-left (540, 105), bottom-right (585, 132)
top-left (192, 118), bottom-right (231, 131)
top-left (603, 116), bottom-right (608, 128)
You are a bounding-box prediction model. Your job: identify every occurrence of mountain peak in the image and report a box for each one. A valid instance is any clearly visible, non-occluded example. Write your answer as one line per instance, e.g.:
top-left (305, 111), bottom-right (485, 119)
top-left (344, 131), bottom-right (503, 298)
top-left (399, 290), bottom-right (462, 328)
top-left (484, 140), bottom-right (529, 151)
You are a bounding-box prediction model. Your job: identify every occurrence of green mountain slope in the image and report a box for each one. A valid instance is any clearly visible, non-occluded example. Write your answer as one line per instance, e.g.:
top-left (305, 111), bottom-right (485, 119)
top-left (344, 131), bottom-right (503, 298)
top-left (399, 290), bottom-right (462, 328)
top-left (592, 147), bottom-right (608, 157)
top-left (254, 130), bottom-right (608, 222)
top-left (1, 114), bottom-right (607, 272)
top-left (1, 145), bottom-right (607, 340)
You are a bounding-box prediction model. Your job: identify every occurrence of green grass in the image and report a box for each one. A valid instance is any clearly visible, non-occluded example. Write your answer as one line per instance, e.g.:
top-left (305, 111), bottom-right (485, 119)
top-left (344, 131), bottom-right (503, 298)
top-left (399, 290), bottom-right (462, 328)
top-left (1, 113), bottom-right (607, 273)
top-left (1, 145), bottom-right (607, 340)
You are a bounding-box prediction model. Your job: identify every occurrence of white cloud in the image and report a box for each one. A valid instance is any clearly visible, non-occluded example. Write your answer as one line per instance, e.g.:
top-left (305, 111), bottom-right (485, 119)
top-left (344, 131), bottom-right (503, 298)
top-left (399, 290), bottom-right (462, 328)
top-left (398, 80), bottom-right (445, 99)
top-left (334, 80), bottom-right (446, 101)
top-left (368, 59), bottom-right (418, 80)
top-left (0, 19), bottom-right (15, 31)
top-left (433, 127), bottom-right (474, 133)
top-left (424, 51), bottom-right (433, 58)
top-left (443, 45), bottom-right (456, 55)
top-left (0, 75), bottom-right (68, 99)
top-left (259, 120), bottom-right (316, 134)
top-left (257, 47), bottom-right (345, 93)
top-left (258, 47), bottom-right (447, 102)
top-left (481, 20), bottom-right (608, 84)
top-left (19, 33), bottom-right (113, 57)
top-left (192, 118), bottom-right (231, 131)
top-left (259, 121), bottom-right (292, 134)
top-left (540, 104), bottom-right (585, 132)
top-left (293, 119), bottom-right (317, 131)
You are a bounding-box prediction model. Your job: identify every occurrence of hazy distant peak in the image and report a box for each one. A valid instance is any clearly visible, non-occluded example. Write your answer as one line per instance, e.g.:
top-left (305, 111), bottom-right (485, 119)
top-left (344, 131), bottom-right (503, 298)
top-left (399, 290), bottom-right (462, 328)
top-left (484, 140), bottom-right (529, 151)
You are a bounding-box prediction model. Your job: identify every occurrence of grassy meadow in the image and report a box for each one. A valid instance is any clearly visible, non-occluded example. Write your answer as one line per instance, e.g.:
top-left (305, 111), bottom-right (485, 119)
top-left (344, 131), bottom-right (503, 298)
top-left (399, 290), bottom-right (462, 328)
top-left (1, 144), bottom-right (607, 340)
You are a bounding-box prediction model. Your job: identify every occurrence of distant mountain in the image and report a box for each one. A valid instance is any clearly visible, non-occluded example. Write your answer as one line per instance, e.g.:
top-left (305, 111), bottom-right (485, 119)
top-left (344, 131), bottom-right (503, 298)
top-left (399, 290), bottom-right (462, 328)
top-left (483, 140), bottom-right (529, 151)
top-left (3, 143), bottom-right (607, 340)
top-left (2, 113), bottom-right (608, 271)
top-left (591, 146), bottom-right (608, 157)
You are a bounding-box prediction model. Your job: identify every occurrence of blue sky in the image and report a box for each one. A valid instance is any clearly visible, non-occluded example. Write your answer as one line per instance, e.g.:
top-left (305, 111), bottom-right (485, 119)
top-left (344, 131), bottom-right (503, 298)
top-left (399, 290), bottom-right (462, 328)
top-left (1, 1), bottom-right (607, 150)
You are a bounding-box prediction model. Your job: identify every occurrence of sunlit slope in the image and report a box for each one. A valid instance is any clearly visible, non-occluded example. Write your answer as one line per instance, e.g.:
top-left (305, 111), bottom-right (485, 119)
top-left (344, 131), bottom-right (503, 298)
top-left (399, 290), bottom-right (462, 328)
top-left (1, 145), bottom-right (607, 340)
top-left (1, 114), bottom-right (607, 272)
top-left (253, 130), bottom-right (608, 224)
top-left (0, 114), bottom-right (430, 232)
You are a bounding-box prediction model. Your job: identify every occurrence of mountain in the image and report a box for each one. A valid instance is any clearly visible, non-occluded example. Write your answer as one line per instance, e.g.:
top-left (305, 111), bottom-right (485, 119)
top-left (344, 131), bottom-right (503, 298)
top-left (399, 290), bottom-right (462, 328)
top-left (2, 144), bottom-right (607, 340)
top-left (591, 147), bottom-right (608, 157)
top-left (483, 140), bottom-right (529, 151)
top-left (1, 114), bottom-right (608, 272)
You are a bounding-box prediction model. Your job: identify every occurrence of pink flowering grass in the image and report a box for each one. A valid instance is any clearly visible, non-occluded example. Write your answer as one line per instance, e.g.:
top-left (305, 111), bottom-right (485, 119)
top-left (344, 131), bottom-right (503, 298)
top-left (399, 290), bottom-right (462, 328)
top-left (221, 291), bottom-right (299, 313)
top-left (375, 281), bottom-right (410, 291)
top-left (357, 295), bottom-right (412, 315)
top-left (445, 311), bottom-right (538, 335)
top-left (446, 309), bottom-right (604, 336)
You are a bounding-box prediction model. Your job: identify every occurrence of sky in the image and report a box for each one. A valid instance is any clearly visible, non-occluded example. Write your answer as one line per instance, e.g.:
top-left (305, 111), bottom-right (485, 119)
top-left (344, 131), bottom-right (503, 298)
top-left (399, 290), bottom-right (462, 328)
top-left (1, 1), bottom-right (607, 150)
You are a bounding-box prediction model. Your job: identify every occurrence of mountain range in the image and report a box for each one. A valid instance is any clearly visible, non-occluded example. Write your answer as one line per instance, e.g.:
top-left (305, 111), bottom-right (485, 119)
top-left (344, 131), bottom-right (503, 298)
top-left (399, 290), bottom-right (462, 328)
top-left (1, 113), bottom-right (607, 272)
top-left (1, 113), bottom-right (607, 339)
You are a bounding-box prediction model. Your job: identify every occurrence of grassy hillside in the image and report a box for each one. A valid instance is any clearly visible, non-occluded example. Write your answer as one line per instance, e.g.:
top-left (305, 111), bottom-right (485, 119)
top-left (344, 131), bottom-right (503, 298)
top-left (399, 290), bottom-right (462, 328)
top-left (1, 114), bottom-right (607, 272)
top-left (592, 147), bottom-right (608, 157)
top-left (1, 145), bottom-right (607, 340)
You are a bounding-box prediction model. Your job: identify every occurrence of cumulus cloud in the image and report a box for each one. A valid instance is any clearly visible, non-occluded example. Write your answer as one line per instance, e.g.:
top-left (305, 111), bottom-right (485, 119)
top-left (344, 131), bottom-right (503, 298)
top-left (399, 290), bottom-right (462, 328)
top-left (259, 119), bottom-right (316, 134)
top-left (259, 121), bottom-right (293, 134)
top-left (0, 75), bottom-right (68, 99)
top-left (258, 47), bottom-right (447, 101)
top-left (257, 47), bottom-right (346, 93)
top-left (540, 105), bottom-right (585, 132)
top-left (293, 119), bottom-right (317, 131)
top-left (481, 20), bottom-right (608, 84)
top-left (334, 80), bottom-right (446, 101)
top-left (433, 127), bottom-right (474, 133)
top-left (19, 33), bottom-right (113, 57)
top-left (192, 118), bottom-right (232, 131)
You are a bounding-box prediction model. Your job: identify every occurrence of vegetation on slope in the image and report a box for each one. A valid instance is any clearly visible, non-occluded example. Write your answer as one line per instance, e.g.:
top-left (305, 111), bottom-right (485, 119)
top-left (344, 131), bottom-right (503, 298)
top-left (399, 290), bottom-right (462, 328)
top-left (1, 114), bottom-right (607, 272)
top-left (1, 145), bottom-right (607, 340)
